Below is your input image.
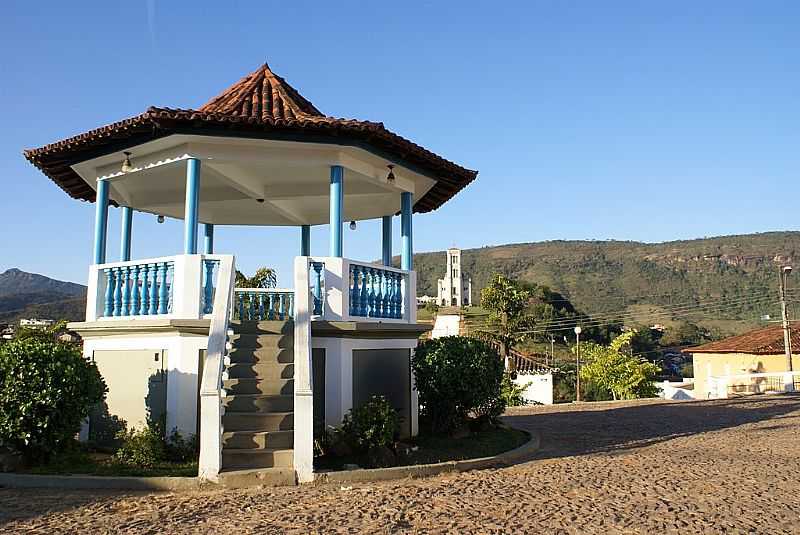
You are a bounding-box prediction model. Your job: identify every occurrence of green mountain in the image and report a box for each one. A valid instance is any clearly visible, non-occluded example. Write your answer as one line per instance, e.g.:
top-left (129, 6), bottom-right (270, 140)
top-left (0, 269), bottom-right (86, 324)
top-left (413, 231), bottom-right (800, 336)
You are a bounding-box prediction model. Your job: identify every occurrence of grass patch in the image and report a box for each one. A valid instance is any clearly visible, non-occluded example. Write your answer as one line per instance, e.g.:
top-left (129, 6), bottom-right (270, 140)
top-left (316, 426), bottom-right (529, 471)
top-left (405, 427), bottom-right (528, 465)
top-left (22, 448), bottom-right (197, 478)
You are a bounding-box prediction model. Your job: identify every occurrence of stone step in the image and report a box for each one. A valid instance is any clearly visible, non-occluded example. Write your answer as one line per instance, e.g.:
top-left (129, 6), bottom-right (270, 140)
top-left (222, 430), bottom-right (294, 450)
top-left (228, 346), bottom-right (293, 364)
top-left (223, 411), bottom-right (293, 432)
top-left (227, 362), bottom-right (294, 380)
top-left (231, 320), bottom-right (293, 336)
top-left (223, 378), bottom-right (293, 396)
top-left (229, 334), bottom-right (293, 350)
top-left (224, 394), bottom-right (294, 413)
top-left (222, 448), bottom-right (294, 470)
top-left (216, 467), bottom-right (296, 488)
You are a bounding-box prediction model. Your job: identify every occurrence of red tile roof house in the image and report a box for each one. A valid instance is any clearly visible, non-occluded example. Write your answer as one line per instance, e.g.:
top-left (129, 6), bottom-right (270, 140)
top-left (688, 324), bottom-right (800, 400)
top-left (24, 62), bottom-right (478, 485)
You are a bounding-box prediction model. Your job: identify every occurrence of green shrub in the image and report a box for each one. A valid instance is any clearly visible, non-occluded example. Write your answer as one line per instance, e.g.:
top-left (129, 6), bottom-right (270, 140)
top-left (501, 374), bottom-right (529, 407)
top-left (114, 426), bottom-right (166, 469)
top-left (341, 396), bottom-right (400, 452)
top-left (0, 336), bottom-right (106, 462)
top-left (412, 336), bottom-right (505, 434)
top-left (165, 429), bottom-right (199, 463)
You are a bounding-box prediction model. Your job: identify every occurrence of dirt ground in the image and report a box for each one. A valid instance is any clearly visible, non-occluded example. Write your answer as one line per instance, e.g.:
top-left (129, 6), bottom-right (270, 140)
top-left (3, 395), bottom-right (800, 534)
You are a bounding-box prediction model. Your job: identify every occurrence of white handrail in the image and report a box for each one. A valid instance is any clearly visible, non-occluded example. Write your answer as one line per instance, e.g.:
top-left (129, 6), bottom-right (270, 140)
top-left (198, 255), bottom-right (235, 481)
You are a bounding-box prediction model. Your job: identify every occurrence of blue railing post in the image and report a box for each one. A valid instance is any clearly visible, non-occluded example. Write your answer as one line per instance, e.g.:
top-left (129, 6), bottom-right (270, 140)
top-left (140, 265), bottom-right (150, 315)
top-left (93, 179), bottom-right (110, 264)
top-left (382, 216), bottom-right (392, 267)
top-left (157, 263), bottom-right (169, 314)
top-left (103, 269), bottom-right (114, 317)
top-left (359, 266), bottom-right (369, 316)
top-left (149, 264), bottom-right (159, 315)
top-left (394, 272), bottom-right (403, 319)
top-left (329, 166), bottom-right (343, 257)
top-left (279, 294), bottom-right (286, 321)
top-left (203, 260), bottom-right (215, 314)
top-left (375, 270), bottom-right (384, 318)
top-left (120, 207), bottom-right (133, 262)
top-left (401, 192), bottom-right (413, 271)
top-left (312, 262), bottom-right (324, 315)
top-left (350, 265), bottom-right (361, 316)
top-left (121, 267), bottom-right (131, 316)
top-left (301, 225), bottom-right (311, 256)
top-left (184, 158), bottom-right (201, 254)
top-left (130, 265), bottom-right (140, 314)
top-left (112, 268), bottom-right (122, 316)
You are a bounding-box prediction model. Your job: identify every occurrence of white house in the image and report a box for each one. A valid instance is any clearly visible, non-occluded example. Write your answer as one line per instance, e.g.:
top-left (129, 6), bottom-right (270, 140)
top-left (24, 61), bottom-right (478, 485)
top-left (437, 248), bottom-right (472, 307)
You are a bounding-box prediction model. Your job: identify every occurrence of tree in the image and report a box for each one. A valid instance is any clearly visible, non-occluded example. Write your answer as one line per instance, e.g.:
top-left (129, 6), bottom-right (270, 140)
top-left (478, 274), bottom-right (536, 366)
top-left (0, 335), bottom-right (106, 461)
top-left (235, 267), bottom-right (277, 288)
top-left (578, 331), bottom-right (660, 400)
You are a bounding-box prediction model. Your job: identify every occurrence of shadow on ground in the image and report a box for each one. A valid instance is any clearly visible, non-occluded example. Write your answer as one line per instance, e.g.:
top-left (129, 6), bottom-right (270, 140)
top-left (503, 393), bottom-right (800, 462)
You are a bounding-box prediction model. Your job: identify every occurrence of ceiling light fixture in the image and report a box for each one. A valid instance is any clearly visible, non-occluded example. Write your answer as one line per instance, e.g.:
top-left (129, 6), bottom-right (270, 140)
top-left (386, 164), bottom-right (395, 182)
top-left (121, 152), bottom-right (134, 173)
top-left (157, 215), bottom-right (165, 224)
top-left (350, 220), bottom-right (357, 230)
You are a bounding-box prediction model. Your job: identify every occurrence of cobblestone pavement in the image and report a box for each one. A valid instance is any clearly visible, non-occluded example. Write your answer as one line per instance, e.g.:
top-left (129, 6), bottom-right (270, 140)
top-left (3, 395), bottom-right (800, 534)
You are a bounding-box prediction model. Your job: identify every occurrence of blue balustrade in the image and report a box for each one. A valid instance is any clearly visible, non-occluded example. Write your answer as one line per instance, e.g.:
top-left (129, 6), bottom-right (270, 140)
top-left (100, 260), bottom-right (174, 319)
top-left (348, 264), bottom-right (405, 320)
top-left (233, 289), bottom-right (296, 321)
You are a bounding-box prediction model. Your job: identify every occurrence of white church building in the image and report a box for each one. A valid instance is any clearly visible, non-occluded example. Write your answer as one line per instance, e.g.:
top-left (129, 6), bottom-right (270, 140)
top-left (437, 248), bottom-right (472, 307)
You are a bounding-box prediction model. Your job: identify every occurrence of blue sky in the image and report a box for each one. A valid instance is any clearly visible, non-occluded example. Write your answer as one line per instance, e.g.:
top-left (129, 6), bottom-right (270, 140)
top-left (1, 1), bottom-right (798, 285)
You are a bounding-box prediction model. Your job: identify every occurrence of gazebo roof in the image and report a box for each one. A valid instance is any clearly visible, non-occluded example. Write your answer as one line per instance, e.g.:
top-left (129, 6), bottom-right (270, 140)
top-left (24, 62), bottom-right (478, 213)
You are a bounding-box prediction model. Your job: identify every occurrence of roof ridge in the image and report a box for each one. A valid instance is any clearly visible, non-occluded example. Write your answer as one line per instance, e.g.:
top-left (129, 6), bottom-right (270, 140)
top-left (199, 62), bottom-right (325, 121)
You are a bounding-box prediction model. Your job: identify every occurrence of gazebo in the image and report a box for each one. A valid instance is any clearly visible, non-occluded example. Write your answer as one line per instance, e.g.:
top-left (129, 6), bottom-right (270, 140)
top-left (24, 61), bottom-right (478, 484)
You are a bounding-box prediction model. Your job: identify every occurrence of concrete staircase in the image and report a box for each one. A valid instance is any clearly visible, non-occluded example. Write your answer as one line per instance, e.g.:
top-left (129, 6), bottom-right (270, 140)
top-left (219, 320), bottom-right (296, 486)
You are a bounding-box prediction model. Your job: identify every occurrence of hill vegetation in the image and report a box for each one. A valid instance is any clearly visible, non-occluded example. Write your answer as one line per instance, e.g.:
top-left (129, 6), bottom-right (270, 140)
top-left (414, 231), bottom-right (800, 340)
top-left (0, 269), bottom-right (86, 324)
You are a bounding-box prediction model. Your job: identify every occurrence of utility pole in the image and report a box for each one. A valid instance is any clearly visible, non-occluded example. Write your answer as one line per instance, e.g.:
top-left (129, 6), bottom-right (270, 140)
top-left (574, 326), bottom-right (582, 402)
top-left (549, 335), bottom-right (555, 366)
top-left (779, 266), bottom-right (793, 372)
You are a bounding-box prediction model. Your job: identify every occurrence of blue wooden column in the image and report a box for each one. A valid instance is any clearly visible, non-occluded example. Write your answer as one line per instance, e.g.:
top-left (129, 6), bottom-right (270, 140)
top-left (184, 158), bottom-right (201, 254)
top-left (382, 216), bottom-right (392, 266)
top-left (301, 225), bottom-right (311, 256)
top-left (329, 165), bottom-right (343, 257)
top-left (93, 179), bottom-right (110, 264)
top-left (401, 192), bottom-right (413, 270)
top-left (203, 223), bottom-right (214, 254)
top-left (120, 207), bottom-right (133, 261)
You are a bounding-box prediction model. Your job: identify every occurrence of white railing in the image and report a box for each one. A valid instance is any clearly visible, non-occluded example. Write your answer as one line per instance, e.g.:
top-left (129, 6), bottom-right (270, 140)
top-left (303, 256), bottom-right (416, 324)
top-left (233, 288), bottom-right (294, 320)
top-left (198, 255), bottom-right (236, 481)
top-left (708, 371), bottom-right (800, 399)
top-left (86, 254), bottom-right (226, 321)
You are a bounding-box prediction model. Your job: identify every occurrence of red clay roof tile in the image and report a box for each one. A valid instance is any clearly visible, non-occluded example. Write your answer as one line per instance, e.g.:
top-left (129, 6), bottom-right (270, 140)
top-left (24, 62), bottom-right (477, 213)
top-left (689, 324), bottom-right (800, 355)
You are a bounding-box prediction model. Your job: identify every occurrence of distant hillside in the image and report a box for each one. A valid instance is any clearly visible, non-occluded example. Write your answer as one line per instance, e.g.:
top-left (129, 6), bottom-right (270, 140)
top-left (0, 268), bottom-right (86, 324)
top-left (413, 231), bottom-right (800, 335)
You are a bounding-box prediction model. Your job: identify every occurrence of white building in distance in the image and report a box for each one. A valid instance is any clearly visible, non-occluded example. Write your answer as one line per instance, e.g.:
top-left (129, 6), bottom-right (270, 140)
top-left (437, 248), bottom-right (472, 307)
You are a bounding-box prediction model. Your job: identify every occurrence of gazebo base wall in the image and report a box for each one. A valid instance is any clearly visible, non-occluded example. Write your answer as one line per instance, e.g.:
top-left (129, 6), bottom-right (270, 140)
top-left (69, 320), bottom-right (212, 442)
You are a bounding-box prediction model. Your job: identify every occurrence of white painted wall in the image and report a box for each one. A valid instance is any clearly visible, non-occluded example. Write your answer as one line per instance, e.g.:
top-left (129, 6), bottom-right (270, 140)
top-left (83, 332), bottom-right (207, 436)
top-left (513, 373), bottom-right (554, 405)
top-left (312, 336), bottom-right (419, 437)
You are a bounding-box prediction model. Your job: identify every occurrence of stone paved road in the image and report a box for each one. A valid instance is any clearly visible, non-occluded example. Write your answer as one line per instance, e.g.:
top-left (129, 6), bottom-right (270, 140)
top-left (3, 395), bottom-right (800, 534)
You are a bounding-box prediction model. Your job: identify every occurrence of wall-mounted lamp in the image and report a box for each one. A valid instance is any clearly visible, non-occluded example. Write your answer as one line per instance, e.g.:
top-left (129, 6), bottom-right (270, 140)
top-left (386, 164), bottom-right (395, 182)
top-left (121, 152), bottom-right (134, 173)
top-left (349, 220), bottom-right (357, 230)
top-left (157, 215), bottom-right (165, 224)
